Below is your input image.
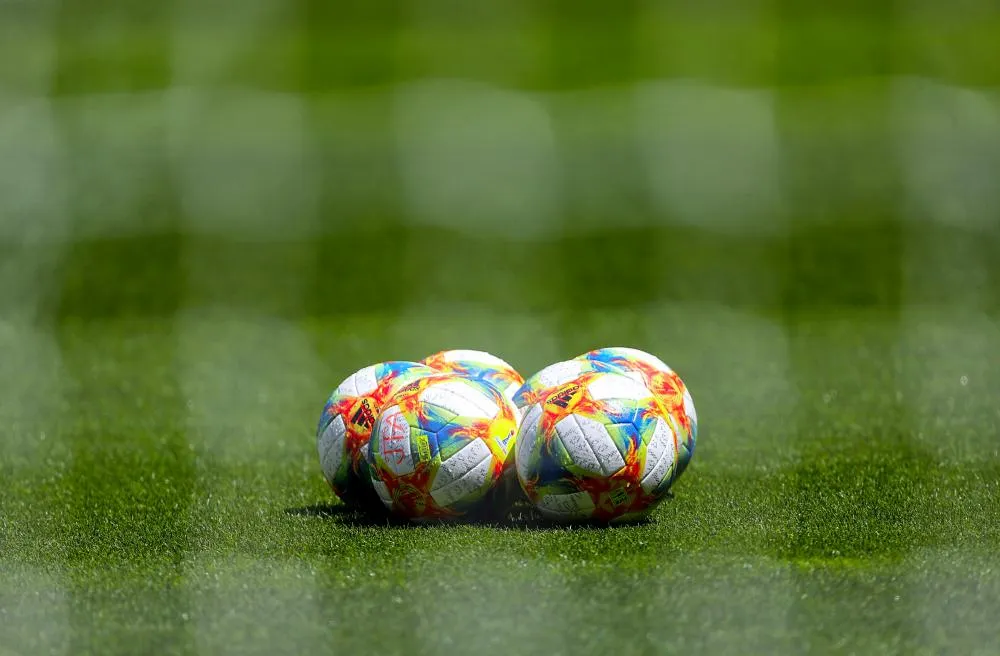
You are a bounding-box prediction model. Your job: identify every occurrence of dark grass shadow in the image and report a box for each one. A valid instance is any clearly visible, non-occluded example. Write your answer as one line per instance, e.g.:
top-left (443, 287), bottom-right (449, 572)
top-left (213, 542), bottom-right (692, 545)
top-left (501, 504), bottom-right (657, 531)
top-left (285, 504), bottom-right (411, 527)
top-left (284, 499), bottom-right (662, 531)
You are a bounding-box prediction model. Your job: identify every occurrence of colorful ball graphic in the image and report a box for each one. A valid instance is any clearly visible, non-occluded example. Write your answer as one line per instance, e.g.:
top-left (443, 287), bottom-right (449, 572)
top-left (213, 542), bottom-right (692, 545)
top-left (576, 347), bottom-right (697, 478)
top-left (369, 373), bottom-right (519, 521)
top-left (421, 349), bottom-right (525, 413)
top-left (511, 359), bottom-right (617, 413)
top-left (516, 370), bottom-right (679, 523)
top-left (317, 361), bottom-right (438, 508)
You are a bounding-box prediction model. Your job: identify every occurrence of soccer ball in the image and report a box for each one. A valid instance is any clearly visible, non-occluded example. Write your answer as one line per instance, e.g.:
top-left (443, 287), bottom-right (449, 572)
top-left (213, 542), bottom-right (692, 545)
top-left (368, 373), bottom-right (519, 521)
top-left (317, 361), bottom-right (438, 508)
top-left (511, 359), bottom-right (619, 413)
top-left (421, 349), bottom-right (525, 413)
top-left (507, 359), bottom-right (621, 513)
top-left (576, 347), bottom-right (697, 478)
top-left (420, 349), bottom-right (526, 516)
top-left (515, 370), bottom-right (678, 523)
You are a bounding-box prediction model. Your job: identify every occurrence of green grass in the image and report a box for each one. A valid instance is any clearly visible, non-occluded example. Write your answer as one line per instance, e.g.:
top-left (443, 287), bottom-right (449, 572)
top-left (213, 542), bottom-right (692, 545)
top-left (3, 0), bottom-right (1000, 653)
top-left (3, 279), bottom-right (1000, 653)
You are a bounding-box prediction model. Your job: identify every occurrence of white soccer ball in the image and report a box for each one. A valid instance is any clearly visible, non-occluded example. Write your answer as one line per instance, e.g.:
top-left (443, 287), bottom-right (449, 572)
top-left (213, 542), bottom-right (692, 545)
top-left (516, 369), bottom-right (679, 523)
top-left (368, 373), bottom-right (519, 521)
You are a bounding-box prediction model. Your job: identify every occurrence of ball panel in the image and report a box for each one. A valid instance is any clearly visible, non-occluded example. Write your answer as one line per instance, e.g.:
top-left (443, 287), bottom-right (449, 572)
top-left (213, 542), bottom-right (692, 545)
top-left (592, 398), bottom-right (638, 426)
top-left (438, 349), bottom-right (509, 368)
top-left (430, 443), bottom-right (494, 508)
top-left (515, 404), bottom-right (543, 483)
top-left (421, 350), bottom-right (524, 412)
top-left (618, 348), bottom-right (671, 373)
top-left (372, 478), bottom-right (393, 508)
top-left (555, 414), bottom-right (626, 477)
top-left (604, 421), bottom-right (641, 458)
top-left (374, 405), bottom-right (415, 476)
top-left (586, 373), bottom-right (652, 402)
top-left (640, 417), bottom-right (676, 493)
top-left (435, 421), bottom-right (479, 461)
top-left (530, 360), bottom-right (587, 389)
top-left (432, 437), bottom-right (491, 489)
top-left (318, 414), bottom-right (347, 483)
top-left (420, 379), bottom-right (499, 420)
top-left (536, 490), bottom-right (595, 519)
top-left (411, 400), bottom-right (457, 435)
top-left (334, 373), bottom-right (358, 398)
top-left (336, 365), bottom-right (378, 397)
top-left (578, 346), bottom-right (672, 374)
top-left (538, 434), bottom-right (575, 487)
top-left (553, 414), bottom-right (602, 476)
top-left (683, 387), bottom-right (698, 435)
top-left (501, 383), bottom-right (519, 408)
top-left (513, 360), bottom-right (591, 410)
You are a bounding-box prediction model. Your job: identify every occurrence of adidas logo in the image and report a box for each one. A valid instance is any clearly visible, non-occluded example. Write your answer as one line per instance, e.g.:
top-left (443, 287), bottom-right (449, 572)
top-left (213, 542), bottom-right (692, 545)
top-left (547, 384), bottom-right (580, 409)
top-left (350, 398), bottom-right (376, 429)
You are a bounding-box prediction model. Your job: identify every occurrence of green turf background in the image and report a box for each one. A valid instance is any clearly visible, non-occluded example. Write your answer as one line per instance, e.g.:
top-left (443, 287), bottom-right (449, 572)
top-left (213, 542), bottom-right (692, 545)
top-left (2, 0), bottom-right (1000, 654)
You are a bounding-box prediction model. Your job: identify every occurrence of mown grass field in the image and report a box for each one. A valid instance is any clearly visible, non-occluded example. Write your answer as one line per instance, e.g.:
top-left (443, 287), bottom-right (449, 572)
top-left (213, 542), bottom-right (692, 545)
top-left (3, 1), bottom-right (1000, 654)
